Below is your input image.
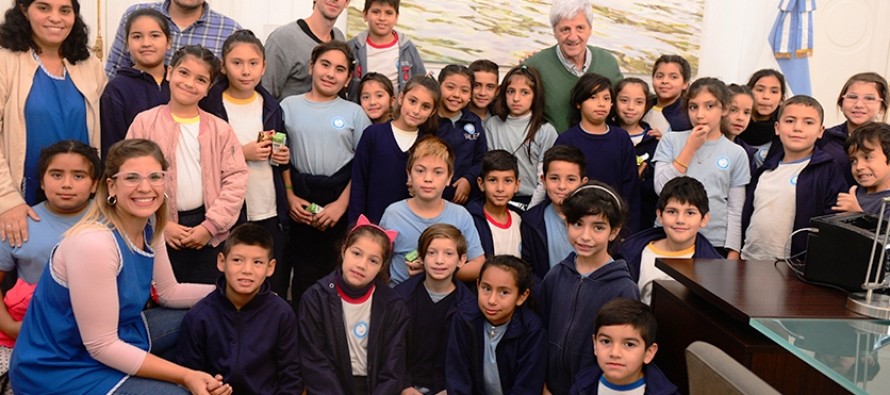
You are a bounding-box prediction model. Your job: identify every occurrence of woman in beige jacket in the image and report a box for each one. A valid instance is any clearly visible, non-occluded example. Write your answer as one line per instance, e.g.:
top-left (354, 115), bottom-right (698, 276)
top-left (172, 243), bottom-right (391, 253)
top-left (0, 0), bottom-right (105, 248)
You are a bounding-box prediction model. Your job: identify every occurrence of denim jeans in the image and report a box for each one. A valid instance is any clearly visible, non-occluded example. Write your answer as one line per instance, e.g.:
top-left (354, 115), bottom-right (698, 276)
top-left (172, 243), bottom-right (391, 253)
top-left (111, 307), bottom-right (190, 395)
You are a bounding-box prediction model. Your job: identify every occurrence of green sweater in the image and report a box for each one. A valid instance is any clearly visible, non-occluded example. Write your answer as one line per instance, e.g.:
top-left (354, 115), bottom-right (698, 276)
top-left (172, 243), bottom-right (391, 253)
top-left (524, 45), bottom-right (623, 133)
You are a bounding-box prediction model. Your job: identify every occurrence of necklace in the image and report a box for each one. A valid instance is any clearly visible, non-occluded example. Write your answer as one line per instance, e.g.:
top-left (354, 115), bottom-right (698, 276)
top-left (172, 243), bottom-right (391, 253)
top-left (696, 144), bottom-right (716, 165)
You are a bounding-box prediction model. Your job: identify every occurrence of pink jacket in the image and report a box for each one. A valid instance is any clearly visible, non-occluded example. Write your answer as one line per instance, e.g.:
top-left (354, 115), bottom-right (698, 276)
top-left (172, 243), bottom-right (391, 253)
top-left (126, 105), bottom-right (247, 247)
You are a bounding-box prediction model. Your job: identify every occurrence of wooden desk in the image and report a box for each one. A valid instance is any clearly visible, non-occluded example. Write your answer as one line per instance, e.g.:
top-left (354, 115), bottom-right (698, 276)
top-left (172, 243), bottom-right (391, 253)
top-left (652, 259), bottom-right (866, 394)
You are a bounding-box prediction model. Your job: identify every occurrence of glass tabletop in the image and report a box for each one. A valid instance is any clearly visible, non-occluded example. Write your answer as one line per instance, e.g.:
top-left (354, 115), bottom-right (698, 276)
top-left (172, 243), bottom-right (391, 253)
top-left (750, 318), bottom-right (890, 395)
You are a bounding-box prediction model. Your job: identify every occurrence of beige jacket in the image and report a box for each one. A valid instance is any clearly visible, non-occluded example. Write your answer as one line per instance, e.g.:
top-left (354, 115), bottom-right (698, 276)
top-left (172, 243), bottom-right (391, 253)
top-left (0, 48), bottom-right (106, 214)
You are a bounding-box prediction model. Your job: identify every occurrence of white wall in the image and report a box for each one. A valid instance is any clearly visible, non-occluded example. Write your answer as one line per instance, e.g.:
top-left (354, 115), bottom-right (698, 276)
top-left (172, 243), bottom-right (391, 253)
top-left (85, 0), bottom-right (890, 126)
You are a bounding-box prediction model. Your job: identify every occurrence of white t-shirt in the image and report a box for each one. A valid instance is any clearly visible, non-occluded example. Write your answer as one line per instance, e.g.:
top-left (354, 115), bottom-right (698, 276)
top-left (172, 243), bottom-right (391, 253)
top-left (599, 376), bottom-right (646, 395)
top-left (392, 123), bottom-right (418, 152)
top-left (366, 35), bottom-right (400, 88)
top-left (742, 158), bottom-right (809, 261)
top-left (639, 242), bottom-right (694, 305)
top-left (487, 210), bottom-right (522, 257)
top-left (174, 115), bottom-right (203, 211)
top-left (642, 106), bottom-right (671, 134)
top-left (342, 291), bottom-right (373, 376)
top-left (223, 92), bottom-right (276, 221)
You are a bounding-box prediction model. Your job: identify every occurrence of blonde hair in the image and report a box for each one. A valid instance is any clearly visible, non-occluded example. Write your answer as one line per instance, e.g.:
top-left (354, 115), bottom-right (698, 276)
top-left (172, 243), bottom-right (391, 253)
top-left (406, 135), bottom-right (454, 176)
top-left (67, 139), bottom-right (169, 245)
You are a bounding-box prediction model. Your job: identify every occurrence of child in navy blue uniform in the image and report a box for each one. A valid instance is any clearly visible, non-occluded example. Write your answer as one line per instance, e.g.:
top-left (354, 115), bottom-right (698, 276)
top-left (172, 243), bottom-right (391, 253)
top-left (616, 177), bottom-right (721, 304)
top-left (569, 298), bottom-right (678, 395)
top-left (469, 59), bottom-right (499, 121)
top-left (100, 9), bottom-right (171, 157)
top-left (742, 96), bottom-right (848, 261)
top-left (357, 72), bottom-right (396, 124)
top-left (722, 84), bottom-right (759, 173)
top-left (834, 122), bottom-right (890, 218)
top-left (198, 30), bottom-right (292, 299)
top-left (537, 182), bottom-right (639, 395)
top-left (820, 73), bottom-right (890, 185)
top-left (298, 215), bottom-right (409, 394)
top-left (642, 55), bottom-right (692, 135)
top-left (468, 150), bottom-right (523, 258)
top-left (556, 73), bottom-right (641, 232)
top-left (176, 223), bottom-right (300, 395)
top-left (610, 77), bottom-right (659, 228)
top-left (521, 145), bottom-right (588, 280)
top-left (739, 69), bottom-right (786, 158)
top-left (395, 224), bottom-right (476, 394)
top-left (349, 76), bottom-right (441, 225)
top-left (446, 255), bottom-right (547, 394)
top-left (437, 64), bottom-right (488, 205)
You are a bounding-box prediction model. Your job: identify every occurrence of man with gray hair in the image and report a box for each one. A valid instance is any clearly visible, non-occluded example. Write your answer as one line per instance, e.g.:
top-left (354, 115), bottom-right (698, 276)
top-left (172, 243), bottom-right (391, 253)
top-left (525, 0), bottom-right (623, 133)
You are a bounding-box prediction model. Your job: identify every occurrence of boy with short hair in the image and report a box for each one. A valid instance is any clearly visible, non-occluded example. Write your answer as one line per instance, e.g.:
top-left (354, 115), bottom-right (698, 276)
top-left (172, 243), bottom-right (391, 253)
top-left (742, 96), bottom-right (848, 261)
top-left (569, 298), bottom-right (679, 395)
top-left (347, 0), bottom-right (426, 100)
top-left (520, 145), bottom-right (588, 279)
top-left (537, 181), bottom-right (639, 395)
top-left (834, 121), bottom-right (890, 218)
top-left (380, 135), bottom-right (485, 285)
top-left (176, 223), bottom-right (301, 395)
top-left (469, 59), bottom-right (499, 121)
top-left (616, 177), bottom-right (722, 304)
top-left (468, 150), bottom-right (523, 258)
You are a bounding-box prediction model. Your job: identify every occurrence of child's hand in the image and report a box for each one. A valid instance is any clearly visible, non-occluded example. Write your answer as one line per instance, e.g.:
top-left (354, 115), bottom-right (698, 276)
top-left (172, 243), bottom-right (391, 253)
top-left (181, 225), bottom-right (212, 249)
top-left (286, 192), bottom-right (314, 225)
top-left (637, 161), bottom-right (648, 178)
top-left (687, 124), bottom-right (709, 150)
top-left (401, 387), bottom-right (424, 395)
top-left (242, 139), bottom-right (272, 161)
top-left (406, 259), bottom-right (424, 277)
top-left (271, 145), bottom-right (290, 165)
top-left (726, 249), bottom-right (740, 260)
top-left (833, 185), bottom-right (863, 213)
top-left (164, 222), bottom-right (192, 250)
top-left (647, 128), bottom-right (663, 140)
top-left (452, 178), bottom-right (471, 204)
top-left (313, 200), bottom-right (346, 231)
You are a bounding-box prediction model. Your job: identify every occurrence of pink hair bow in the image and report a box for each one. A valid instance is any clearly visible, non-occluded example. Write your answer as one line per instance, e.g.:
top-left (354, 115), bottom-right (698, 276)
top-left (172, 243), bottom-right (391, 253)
top-left (353, 214), bottom-right (398, 246)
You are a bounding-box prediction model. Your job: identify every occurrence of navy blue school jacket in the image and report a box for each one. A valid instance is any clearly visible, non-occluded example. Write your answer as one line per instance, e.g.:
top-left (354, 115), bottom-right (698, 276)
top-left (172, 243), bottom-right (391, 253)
top-left (349, 121), bottom-right (419, 225)
top-left (555, 125), bottom-right (641, 232)
top-left (445, 303), bottom-right (547, 394)
top-left (741, 144), bottom-right (849, 258)
top-left (818, 122), bottom-right (856, 185)
top-left (536, 253), bottom-right (640, 395)
top-left (176, 277), bottom-right (302, 395)
top-left (437, 108), bottom-right (488, 203)
top-left (569, 362), bottom-right (680, 395)
top-left (519, 199), bottom-right (555, 281)
top-left (615, 227), bottom-right (722, 283)
top-left (622, 121), bottom-right (659, 229)
top-left (199, 80), bottom-right (290, 232)
top-left (647, 97), bottom-right (692, 132)
top-left (100, 66), bottom-right (170, 157)
top-left (394, 275), bottom-right (476, 393)
top-left (466, 198), bottom-right (524, 258)
top-left (298, 272), bottom-right (410, 395)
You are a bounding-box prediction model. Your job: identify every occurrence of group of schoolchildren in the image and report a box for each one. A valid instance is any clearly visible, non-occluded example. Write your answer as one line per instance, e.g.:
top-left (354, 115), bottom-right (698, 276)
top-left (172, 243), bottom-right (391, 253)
top-left (6, 0), bottom-right (890, 394)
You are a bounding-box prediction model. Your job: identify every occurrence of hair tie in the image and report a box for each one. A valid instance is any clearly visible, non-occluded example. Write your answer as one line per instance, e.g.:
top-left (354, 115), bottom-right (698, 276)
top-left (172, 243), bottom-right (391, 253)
top-left (351, 214), bottom-right (398, 246)
top-left (570, 184), bottom-right (622, 209)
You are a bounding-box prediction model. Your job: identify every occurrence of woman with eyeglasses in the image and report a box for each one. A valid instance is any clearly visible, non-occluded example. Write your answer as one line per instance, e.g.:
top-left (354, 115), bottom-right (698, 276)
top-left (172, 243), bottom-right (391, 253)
top-left (10, 139), bottom-right (231, 395)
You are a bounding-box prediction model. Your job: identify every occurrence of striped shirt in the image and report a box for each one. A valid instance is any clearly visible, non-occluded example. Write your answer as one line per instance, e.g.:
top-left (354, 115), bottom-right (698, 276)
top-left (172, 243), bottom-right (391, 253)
top-left (105, 0), bottom-right (240, 78)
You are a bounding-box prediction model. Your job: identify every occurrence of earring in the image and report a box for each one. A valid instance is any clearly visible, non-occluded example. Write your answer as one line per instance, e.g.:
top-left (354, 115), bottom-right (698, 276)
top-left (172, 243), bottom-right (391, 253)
top-left (164, 193), bottom-right (169, 201)
top-left (106, 195), bottom-right (117, 206)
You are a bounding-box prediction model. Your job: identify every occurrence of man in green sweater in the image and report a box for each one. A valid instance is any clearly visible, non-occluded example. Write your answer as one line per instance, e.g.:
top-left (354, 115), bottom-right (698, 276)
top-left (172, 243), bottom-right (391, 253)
top-left (525, 0), bottom-right (623, 133)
